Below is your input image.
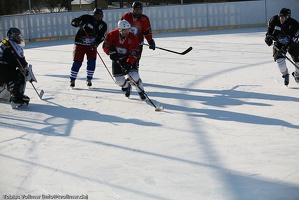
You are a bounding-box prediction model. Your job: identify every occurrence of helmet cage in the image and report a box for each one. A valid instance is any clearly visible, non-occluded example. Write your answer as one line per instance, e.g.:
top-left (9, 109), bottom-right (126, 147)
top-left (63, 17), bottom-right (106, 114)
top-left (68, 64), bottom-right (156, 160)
top-left (7, 28), bottom-right (23, 44)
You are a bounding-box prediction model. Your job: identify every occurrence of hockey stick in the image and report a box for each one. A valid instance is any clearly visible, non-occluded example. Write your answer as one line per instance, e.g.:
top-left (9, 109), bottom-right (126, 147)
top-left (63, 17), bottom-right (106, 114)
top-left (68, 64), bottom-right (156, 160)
top-left (128, 76), bottom-right (164, 111)
top-left (30, 81), bottom-right (44, 99)
top-left (82, 27), bottom-right (116, 84)
top-left (117, 61), bottom-right (164, 111)
top-left (273, 45), bottom-right (299, 70)
top-left (143, 43), bottom-right (192, 55)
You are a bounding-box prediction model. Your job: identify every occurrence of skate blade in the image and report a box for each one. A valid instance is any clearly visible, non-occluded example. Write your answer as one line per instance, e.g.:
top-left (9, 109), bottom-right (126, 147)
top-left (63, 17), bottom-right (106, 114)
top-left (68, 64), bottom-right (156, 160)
top-left (11, 102), bottom-right (28, 109)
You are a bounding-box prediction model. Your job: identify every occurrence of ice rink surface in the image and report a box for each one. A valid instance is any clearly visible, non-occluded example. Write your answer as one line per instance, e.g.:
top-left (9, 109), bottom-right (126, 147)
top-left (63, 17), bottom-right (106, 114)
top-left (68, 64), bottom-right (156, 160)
top-left (1, 27), bottom-right (299, 200)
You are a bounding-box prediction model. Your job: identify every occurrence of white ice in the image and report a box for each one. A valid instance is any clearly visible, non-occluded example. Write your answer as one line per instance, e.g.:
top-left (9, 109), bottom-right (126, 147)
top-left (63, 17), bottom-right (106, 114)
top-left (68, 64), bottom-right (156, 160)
top-left (1, 27), bottom-right (299, 200)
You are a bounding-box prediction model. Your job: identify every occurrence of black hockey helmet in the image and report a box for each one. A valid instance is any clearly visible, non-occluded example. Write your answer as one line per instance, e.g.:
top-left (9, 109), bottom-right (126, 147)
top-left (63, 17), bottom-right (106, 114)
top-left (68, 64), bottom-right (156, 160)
top-left (7, 27), bottom-right (23, 44)
top-left (132, 1), bottom-right (143, 9)
top-left (93, 8), bottom-right (103, 15)
top-left (279, 8), bottom-right (291, 18)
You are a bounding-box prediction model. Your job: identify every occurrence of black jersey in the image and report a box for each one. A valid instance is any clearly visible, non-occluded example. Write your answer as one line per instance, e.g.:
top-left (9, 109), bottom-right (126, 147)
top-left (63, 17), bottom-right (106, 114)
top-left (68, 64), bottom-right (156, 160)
top-left (71, 14), bottom-right (107, 46)
top-left (266, 15), bottom-right (299, 43)
top-left (0, 39), bottom-right (27, 84)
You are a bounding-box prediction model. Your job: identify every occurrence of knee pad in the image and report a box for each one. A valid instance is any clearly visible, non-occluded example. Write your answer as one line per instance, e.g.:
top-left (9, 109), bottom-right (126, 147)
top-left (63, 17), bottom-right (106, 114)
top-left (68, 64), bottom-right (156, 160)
top-left (276, 58), bottom-right (288, 74)
top-left (129, 71), bottom-right (140, 82)
top-left (8, 80), bottom-right (25, 96)
top-left (115, 76), bottom-right (126, 87)
top-left (8, 81), bottom-right (15, 93)
top-left (128, 72), bottom-right (144, 92)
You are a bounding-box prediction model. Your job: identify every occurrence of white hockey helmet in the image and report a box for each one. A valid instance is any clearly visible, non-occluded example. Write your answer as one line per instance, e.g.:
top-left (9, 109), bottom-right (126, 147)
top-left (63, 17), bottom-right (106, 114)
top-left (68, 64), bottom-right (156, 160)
top-left (118, 20), bottom-right (131, 30)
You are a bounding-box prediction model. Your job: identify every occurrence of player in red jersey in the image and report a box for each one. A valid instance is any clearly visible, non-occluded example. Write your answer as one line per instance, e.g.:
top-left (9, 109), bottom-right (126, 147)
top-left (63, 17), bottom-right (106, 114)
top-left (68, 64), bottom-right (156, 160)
top-left (102, 20), bottom-right (146, 100)
top-left (121, 1), bottom-right (155, 66)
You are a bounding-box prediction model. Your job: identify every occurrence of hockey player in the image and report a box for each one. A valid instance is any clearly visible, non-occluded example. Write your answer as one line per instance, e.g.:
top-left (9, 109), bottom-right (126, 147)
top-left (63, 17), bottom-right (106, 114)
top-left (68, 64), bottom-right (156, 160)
top-left (265, 8), bottom-right (299, 86)
top-left (0, 27), bottom-right (36, 108)
top-left (69, 8), bottom-right (107, 88)
top-left (102, 20), bottom-right (146, 100)
top-left (121, 1), bottom-right (155, 66)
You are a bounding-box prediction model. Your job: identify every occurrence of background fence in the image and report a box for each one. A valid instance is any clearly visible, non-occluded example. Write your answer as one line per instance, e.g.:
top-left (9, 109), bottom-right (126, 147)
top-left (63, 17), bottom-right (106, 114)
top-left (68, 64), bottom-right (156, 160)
top-left (0, 0), bottom-right (298, 41)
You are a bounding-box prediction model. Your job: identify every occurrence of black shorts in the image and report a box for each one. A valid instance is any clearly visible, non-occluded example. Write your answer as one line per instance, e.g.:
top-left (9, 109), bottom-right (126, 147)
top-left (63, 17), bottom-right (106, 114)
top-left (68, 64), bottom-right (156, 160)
top-left (273, 42), bottom-right (299, 62)
top-left (112, 60), bottom-right (138, 76)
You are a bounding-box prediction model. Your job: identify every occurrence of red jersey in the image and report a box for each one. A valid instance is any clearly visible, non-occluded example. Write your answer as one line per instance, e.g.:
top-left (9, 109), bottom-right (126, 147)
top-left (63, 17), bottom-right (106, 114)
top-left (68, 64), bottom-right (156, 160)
top-left (102, 29), bottom-right (140, 65)
top-left (121, 12), bottom-right (153, 44)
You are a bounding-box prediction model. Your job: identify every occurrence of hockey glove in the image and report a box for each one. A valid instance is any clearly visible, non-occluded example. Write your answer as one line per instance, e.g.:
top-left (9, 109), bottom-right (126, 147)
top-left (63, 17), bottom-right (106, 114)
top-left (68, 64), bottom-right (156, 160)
top-left (148, 39), bottom-right (156, 50)
top-left (71, 19), bottom-right (86, 28)
top-left (25, 64), bottom-right (37, 83)
top-left (265, 35), bottom-right (274, 46)
top-left (93, 43), bottom-right (99, 48)
top-left (122, 62), bottom-right (132, 75)
top-left (71, 18), bottom-right (79, 27)
top-left (95, 37), bottom-right (104, 47)
top-left (109, 51), bottom-right (119, 62)
top-left (292, 36), bottom-right (298, 44)
top-left (78, 21), bottom-right (86, 29)
top-left (292, 31), bottom-right (299, 43)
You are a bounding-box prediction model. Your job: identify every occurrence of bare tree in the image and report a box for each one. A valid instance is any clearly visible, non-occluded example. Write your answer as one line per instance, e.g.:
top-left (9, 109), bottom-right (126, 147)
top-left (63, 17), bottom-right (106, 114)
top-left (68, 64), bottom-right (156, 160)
top-left (0, 0), bottom-right (262, 15)
top-left (0, 0), bottom-right (26, 15)
top-left (120, 0), bottom-right (124, 8)
top-left (44, 0), bottom-right (70, 12)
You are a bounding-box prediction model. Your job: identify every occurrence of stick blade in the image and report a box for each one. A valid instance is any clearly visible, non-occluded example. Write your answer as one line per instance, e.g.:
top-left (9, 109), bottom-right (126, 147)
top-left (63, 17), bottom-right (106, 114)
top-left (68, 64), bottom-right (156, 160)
top-left (181, 47), bottom-right (193, 55)
top-left (155, 106), bottom-right (164, 111)
top-left (39, 90), bottom-right (44, 99)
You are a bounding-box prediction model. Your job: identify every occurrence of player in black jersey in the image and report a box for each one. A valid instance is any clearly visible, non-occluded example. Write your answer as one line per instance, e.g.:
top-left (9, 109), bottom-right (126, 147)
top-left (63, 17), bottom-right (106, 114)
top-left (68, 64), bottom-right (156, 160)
top-left (265, 8), bottom-right (299, 86)
top-left (69, 8), bottom-right (107, 88)
top-left (0, 28), bottom-right (36, 108)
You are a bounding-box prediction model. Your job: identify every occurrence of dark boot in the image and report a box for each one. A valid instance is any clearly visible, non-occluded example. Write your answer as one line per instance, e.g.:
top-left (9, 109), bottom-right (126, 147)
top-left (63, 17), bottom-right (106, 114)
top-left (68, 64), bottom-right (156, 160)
top-left (70, 79), bottom-right (75, 87)
top-left (292, 72), bottom-right (299, 84)
top-left (8, 81), bottom-right (30, 108)
top-left (86, 79), bottom-right (92, 87)
top-left (122, 83), bottom-right (131, 98)
top-left (138, 92), bottom-right (146, 101)
top-left (282, 73), bottom-right (289, 86)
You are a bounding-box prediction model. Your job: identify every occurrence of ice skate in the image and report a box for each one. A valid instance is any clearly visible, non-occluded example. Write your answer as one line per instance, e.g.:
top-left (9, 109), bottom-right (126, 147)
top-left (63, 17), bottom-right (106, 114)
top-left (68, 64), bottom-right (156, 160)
top-left (10, 94), bottom-right (30, 109)
top-left (86, 79), bottom-right (92, 87)
top-left (11, 101), bottom-right (29, 109)
top-left (282, 73), bottom-right (289, 86)
top-left (138, 92), bottom-right (146, 101)
top-left (292, 72), bottom-right (299, 84)
top-left (122, 84), bottom-right (131, 98)
top-left (70, 80), bottom-right (75, 88)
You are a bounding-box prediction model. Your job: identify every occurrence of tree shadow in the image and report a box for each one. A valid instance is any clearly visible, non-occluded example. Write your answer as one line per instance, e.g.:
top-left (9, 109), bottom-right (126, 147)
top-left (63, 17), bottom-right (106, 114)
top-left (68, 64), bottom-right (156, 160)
top-left (0, 101), bottom-right (161, 137)
top-left (142, 83), bottom-right (299, 129)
